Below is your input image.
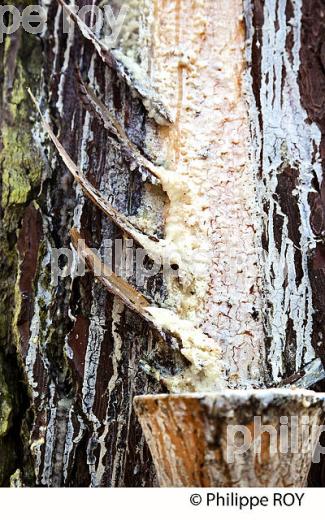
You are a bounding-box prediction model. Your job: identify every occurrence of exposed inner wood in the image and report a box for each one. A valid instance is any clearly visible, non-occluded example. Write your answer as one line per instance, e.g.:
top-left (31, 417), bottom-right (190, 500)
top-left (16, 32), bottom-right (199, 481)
top-left (145, 0), bottom-right (265, 387)
top-left (59, 0), bottom-right (266, 391)
top-left (135, 389), bottom-right (325, 487)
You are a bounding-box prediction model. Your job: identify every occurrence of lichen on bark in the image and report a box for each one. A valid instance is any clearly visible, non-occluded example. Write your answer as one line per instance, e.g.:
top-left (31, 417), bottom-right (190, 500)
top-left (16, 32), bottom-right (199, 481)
top-left (0, 18), bottom-right (43, 485)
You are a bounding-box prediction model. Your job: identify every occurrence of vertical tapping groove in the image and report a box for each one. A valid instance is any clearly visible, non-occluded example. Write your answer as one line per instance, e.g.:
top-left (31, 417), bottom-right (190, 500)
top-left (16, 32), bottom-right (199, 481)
top-left (147, 0), bottom-right (265, 388)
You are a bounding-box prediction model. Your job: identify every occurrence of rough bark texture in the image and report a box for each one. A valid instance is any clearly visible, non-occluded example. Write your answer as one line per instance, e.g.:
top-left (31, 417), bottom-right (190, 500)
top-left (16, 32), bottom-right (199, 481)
top-left (245, 0), bottom-right (325, 485)
top-left (245, 0), bottom-right (323, 381)
top-left (1, 0), bottom-right (325, 487)
top-left (1, 0), bottom-right (165, 487)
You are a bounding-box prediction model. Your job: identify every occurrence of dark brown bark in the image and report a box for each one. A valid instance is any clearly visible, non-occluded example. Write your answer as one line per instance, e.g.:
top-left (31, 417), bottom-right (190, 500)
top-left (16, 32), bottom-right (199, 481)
top-left (247, 0), bottom-right (325, 485)
top-left (1, 0), bottom-right (164, 487)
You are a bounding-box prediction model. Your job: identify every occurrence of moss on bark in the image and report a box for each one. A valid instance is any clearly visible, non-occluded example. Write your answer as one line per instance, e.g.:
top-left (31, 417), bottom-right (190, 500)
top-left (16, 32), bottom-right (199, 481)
top-left (0, 23), bottom-right (43, 485)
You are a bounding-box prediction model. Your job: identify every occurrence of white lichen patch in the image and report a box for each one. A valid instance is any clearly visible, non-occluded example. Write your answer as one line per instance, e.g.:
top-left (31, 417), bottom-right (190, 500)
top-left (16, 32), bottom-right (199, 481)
top-left (27, 245), bottom-right (53, 398)
top-left (245, 0), bottom-right (319, 381)
top-left (56, 0), bottom-right (75, 116)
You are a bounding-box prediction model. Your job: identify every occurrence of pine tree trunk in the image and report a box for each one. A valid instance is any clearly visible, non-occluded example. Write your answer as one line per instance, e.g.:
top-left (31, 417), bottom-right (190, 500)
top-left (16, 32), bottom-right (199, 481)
top-left (0, 0), bottom-right (325, 487)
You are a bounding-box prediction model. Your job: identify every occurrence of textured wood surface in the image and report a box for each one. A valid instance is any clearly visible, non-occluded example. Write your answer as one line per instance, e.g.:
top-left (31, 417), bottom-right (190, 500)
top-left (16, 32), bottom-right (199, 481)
top-left (245, 0), bottom-right (325, 382)
top-left (1, 0), bottom-right (165, 487)
top-left (134, 390), bottom-right (325, 487)
top-left (1, 0), bottom-right (325, 487)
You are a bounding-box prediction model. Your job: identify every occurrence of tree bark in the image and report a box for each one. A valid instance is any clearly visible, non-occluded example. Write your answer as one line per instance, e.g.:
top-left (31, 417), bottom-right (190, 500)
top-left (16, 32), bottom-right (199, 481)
top-left (0, 0), bottom-right (325, 487)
